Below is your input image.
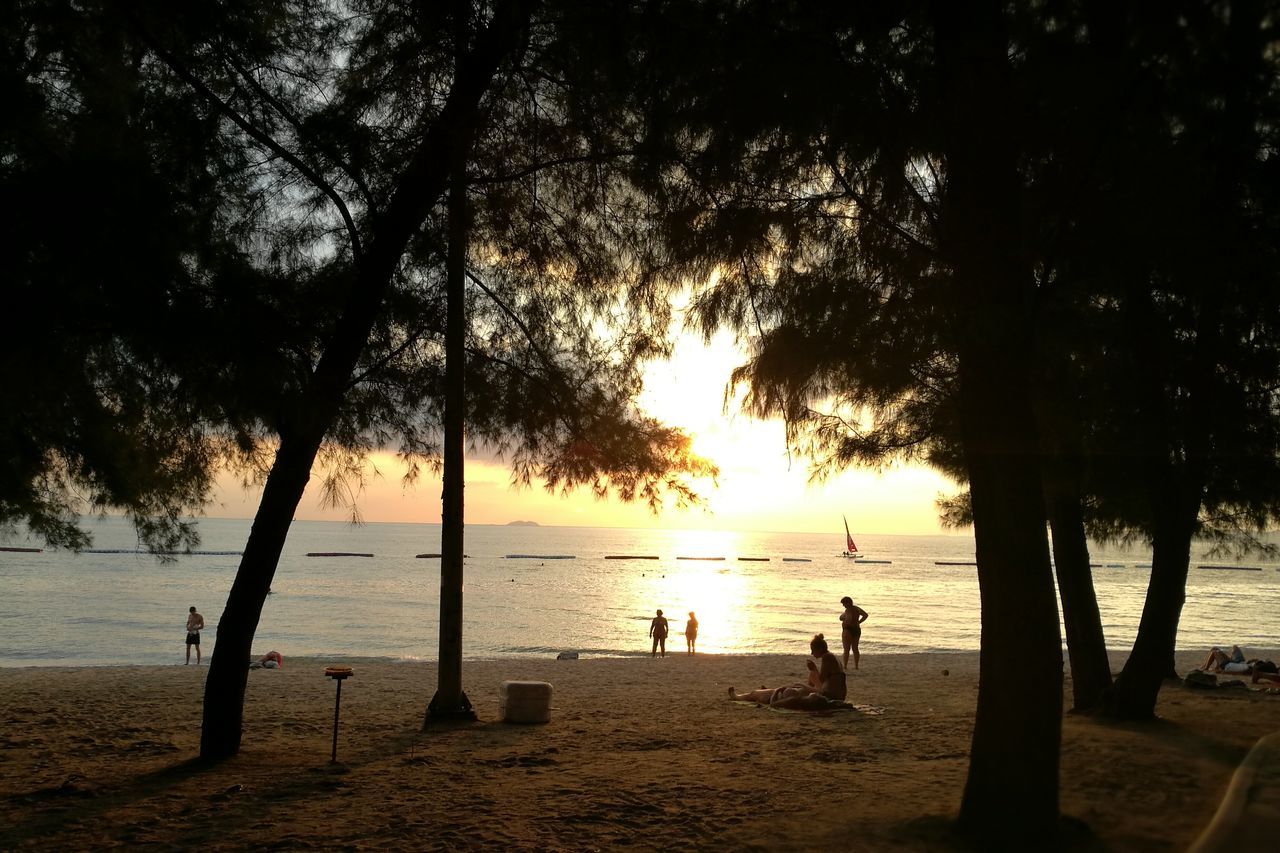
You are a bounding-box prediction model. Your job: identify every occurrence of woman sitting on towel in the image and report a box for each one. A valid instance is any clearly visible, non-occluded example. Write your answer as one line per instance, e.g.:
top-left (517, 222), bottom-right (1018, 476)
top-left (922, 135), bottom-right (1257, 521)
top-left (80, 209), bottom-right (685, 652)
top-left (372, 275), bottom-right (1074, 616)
top-left (805, 633), bottom-right (847, 700)
top-left (729, 634), bottom-right (850, 710)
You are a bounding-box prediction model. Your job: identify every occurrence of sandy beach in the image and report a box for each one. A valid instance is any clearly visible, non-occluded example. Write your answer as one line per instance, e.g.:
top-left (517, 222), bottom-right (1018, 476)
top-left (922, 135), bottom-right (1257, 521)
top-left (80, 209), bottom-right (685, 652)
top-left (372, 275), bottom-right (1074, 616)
top-left (2, 649), bottom-right (1277, 851)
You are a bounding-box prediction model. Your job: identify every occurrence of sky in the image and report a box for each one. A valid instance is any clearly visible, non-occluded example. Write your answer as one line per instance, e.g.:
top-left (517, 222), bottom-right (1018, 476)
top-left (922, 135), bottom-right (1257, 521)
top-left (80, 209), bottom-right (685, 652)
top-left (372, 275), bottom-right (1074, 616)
top-left (206, 330), bottom-right (961, 536)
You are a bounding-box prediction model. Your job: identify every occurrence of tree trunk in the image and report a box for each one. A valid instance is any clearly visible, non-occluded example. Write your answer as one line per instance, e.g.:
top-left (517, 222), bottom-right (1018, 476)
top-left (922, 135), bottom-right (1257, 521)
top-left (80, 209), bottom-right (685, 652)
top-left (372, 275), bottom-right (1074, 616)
top-left (201, 429), bottom-right (320, 758)
top-left (1107, 0), bottom-right (1257, 723)
top-left (425, 159), bottom-right (474, 724)
top-left (932, 2), bottom-right (1063, 843)
top-left (959, 419), bottom-right (1062, 844)
top-left (1045, 465), bottom-right (1112, 712)
top-left (1033, 339), bottom-right (1112, 713)
top-left (198, 0), bottom-right (531, 758)
top-left (1107, 479), bottom-right (1198, 719)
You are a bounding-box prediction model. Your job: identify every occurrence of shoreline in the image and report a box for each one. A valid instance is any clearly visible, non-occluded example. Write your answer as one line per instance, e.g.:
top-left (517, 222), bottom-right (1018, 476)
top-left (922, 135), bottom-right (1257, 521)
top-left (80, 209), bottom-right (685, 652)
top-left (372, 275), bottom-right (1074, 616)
top-left (0, 643), bottom-right (1268, 670)
top-left (0, 647), bottom-right (985, 670)
top-left (3, 649), bottom-right (1278, 850)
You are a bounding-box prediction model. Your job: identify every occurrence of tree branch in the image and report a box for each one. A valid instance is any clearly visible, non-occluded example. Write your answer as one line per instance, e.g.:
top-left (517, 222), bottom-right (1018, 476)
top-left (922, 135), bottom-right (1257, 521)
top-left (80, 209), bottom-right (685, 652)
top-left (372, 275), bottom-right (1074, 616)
top-left (820, 139), bottom-right (933, 255)
top-left (126, 12), bottom-right (365, 264)
top-left (471, 149), bottom-right (639, 184)
top-left (218, 48), bottom-right (376, 207)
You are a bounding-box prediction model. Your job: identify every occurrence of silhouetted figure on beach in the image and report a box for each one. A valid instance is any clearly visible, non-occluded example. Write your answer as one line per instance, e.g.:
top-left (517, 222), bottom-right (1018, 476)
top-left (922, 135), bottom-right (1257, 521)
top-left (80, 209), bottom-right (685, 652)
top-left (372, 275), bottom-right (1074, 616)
top-left (806, 633), bottom-right (847, 699)
top-left (729, 684), bottom-right (836, 710)
top-left (250, 650), bottom-right (283, 669)
top-left (1200, 645), bottom-right (1248, 673)
top-left (839, 596), bottom-right (869, 670)
top-left (729, 633), bottom-right (850, 710)
top-left (650, 609), bottom-right (669, 657)
top-left (685, 612), bottom-right (698, 655)
top-left (185, 606), bottom-right (204, 665)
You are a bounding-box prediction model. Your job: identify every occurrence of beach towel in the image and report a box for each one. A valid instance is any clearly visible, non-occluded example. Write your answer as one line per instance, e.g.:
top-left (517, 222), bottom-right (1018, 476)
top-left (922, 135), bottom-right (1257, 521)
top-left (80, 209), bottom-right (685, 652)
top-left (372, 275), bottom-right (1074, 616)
top-left (767, 702), bottom-right (886, 717)
top-left (762, 701), bottom-right (885, 712)
top-left (731, 700), bottom-right (885, 717)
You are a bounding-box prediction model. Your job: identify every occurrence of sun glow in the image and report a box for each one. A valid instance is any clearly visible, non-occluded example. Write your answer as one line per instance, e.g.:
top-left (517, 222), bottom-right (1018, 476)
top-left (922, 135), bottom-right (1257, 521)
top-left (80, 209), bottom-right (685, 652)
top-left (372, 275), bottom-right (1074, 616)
top-left (660, 530), bottom-right (754, 654)
top-left (669, 528), bottom-right (739, 560)
top-left (206, 328), bottom-right (959, 535)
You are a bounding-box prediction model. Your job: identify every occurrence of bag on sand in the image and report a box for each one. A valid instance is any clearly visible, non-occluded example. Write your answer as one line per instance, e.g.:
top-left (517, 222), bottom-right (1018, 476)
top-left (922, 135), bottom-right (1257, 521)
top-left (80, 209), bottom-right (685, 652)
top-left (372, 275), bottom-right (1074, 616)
top-left (1184, 670), bottom-right (1218, 689)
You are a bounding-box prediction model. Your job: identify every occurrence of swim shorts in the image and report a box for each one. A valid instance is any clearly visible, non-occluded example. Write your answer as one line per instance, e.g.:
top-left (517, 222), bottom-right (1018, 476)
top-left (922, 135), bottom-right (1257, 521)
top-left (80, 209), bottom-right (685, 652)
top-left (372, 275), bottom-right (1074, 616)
top-left (186, 632), bottom-right (200, 646)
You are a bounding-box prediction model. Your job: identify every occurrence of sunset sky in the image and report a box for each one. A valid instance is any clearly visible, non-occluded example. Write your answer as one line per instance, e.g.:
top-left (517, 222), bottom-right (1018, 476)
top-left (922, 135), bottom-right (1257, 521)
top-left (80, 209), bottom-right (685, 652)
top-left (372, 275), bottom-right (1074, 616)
top-left (208, 330), bottom-right (961, 536)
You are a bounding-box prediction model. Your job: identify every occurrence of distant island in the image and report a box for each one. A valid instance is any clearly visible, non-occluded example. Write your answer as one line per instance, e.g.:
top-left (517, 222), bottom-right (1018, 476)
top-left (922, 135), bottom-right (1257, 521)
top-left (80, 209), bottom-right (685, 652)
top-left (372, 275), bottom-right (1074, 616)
top-left (507, 520), bottom-right (540, 526)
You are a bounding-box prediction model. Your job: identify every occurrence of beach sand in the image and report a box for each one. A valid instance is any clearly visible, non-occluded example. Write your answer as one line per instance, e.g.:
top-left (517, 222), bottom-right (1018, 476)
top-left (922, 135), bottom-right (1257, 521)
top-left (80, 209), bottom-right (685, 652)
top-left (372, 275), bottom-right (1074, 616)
top-left (2, 649), bottom-right (1277, 851)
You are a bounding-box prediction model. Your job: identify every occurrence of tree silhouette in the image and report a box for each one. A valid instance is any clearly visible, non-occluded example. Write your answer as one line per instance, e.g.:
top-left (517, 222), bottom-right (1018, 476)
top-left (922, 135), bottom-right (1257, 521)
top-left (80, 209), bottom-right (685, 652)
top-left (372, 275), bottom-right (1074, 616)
top-left (0, 1), bottom-right (269, 553)
top-left (613, 0), bottom-right (1065, 839)
top-left (604, 0), bottom-right (1280, 841)
top-left (6, 0), bottom-right (713, 756)
top-left (1082, 0), bottom-right (1280, 718)
top-left (94, 0), bottom-right (709, 757)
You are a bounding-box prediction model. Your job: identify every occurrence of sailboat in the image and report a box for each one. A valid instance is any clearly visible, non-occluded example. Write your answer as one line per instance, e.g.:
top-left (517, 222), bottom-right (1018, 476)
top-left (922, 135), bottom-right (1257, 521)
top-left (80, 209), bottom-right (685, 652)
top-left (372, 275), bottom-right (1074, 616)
top-left (842, 516), bottom-right (859, 558)
top-left (841, 516), bottom-right (892, 564)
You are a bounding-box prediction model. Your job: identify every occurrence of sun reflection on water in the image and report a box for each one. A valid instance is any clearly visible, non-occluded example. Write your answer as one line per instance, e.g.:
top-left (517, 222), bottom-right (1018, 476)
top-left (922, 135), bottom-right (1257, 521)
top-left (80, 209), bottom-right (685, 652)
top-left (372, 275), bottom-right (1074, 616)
top-left (651, 529), bottom-right (753, 654)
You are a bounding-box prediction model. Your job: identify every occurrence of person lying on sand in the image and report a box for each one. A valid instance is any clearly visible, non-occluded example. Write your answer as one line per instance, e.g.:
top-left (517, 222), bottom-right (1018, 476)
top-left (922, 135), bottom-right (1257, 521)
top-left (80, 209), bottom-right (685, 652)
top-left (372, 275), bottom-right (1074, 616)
top-left (728, 684), bottom-right (852, 711)
top-left (1201, 645), bottom-right (1249, 673)
top-left (249, 650), bottom-right (283, 669)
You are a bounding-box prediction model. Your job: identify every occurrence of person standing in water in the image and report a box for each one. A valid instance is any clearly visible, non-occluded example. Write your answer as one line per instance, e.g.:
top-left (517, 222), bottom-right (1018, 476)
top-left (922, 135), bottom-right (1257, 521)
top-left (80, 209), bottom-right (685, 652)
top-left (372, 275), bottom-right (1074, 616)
top-left (185, 606), bottom-right (205, 665)
top-left (684, 612), bottom-right (699, 655)
top-left (839, 596), bottom-right (869, 670)
top-left (649, 609), bottom-right (669, 657)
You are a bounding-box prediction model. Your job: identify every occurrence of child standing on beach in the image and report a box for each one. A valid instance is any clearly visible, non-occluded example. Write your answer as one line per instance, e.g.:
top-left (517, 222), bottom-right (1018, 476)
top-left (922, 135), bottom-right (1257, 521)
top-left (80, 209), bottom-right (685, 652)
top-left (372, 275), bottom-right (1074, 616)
top-left (649, 609), bottom-right (669, 658)
top-left (685, 612), bottom-right (698, 655)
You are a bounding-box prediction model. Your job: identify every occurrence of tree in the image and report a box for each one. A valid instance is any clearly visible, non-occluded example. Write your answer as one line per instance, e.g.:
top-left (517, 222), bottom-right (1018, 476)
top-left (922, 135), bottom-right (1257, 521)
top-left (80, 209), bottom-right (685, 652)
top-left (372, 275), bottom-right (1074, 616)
top-left (142, 0), bottom-right (542, 758)
top-left (578, 0), bottom-right (1280, 839)
top-left (609, 0), bottom-right (1065, 841)
top-left (930, 5), bottom-right (1064, 838)
top-left (115, 0), bottom-right (710, 756)
top-left (0, 0), bottom-right (267, 554)
top-left (0, 0), bottom-right (711, 756)
top-left (1097, 0), bottom-right (1280, 718)
top-left (429, 144), bottom-right (472, 721)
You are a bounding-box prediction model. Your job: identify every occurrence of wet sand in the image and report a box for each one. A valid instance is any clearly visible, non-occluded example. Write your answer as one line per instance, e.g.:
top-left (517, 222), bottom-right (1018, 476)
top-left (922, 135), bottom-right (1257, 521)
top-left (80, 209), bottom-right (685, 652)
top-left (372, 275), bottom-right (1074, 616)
top-left (2, 649), bottom-right (1277, 850)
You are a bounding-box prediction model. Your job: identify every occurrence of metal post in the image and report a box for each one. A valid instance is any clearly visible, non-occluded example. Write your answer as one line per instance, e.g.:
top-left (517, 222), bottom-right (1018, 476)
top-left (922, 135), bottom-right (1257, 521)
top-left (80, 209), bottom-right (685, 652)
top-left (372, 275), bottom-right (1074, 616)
top-left (324, 666), bottom-right (353, 762)
top-left (330, 678), bottom-right (342, 762)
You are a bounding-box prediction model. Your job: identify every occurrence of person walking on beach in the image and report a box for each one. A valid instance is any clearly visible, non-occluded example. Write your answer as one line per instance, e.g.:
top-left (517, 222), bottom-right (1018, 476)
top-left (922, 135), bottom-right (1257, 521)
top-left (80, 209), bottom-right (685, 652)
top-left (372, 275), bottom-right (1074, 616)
top-left (650, 609), bottom-right (669, 657)
top-left (839, 596), bottom-right (869, 671)
top-left (685, 611), bottom-right (699, 655)
top-left (185, 606), bottom-right (205, 665)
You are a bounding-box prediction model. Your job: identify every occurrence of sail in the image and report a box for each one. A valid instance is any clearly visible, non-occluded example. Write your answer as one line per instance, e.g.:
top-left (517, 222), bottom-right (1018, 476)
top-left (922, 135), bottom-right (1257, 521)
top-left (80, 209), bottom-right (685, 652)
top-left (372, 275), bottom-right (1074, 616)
top-left (843, 515), bottom-right (858, 554)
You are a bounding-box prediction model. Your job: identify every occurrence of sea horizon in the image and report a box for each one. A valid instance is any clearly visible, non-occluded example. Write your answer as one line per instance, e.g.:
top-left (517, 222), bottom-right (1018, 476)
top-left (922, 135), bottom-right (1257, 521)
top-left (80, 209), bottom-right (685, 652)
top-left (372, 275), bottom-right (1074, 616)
top-left (2, 516), bottom-right (1277, 668)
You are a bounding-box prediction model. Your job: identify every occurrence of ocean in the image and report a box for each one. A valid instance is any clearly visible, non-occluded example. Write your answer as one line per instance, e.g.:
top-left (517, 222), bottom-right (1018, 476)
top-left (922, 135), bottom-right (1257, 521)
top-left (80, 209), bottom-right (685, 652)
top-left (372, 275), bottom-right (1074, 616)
top-left (1, 517), bottom-right (1277, 667)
